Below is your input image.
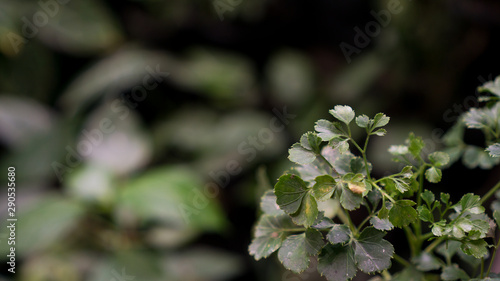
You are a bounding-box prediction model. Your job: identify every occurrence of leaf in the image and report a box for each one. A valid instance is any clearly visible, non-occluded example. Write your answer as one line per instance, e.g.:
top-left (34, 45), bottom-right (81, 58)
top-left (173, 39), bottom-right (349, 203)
top-left (370, 217), bottom-right (394, 231)
top-left (452, 219), bottom-right (470, 239)
top-left (388, 145), bottom-right (409, 156)
top-left (372, 129), bottom-right (387, 136)
top-left (327, 224), bottom-right (351, 244)
top-left (294, 146), bottom-right (335, 181)
top-left (312, 175), bottom-right (337, 201)
top-left (249, 215), bottom-right (296, 260)
top-left (421, 190), bottom-right (435, 207)
top-left (116, 166), bottom-right (226, 232)
top-left (417, 206), bottom-right (434, 223)
top-left (460, 239), bottom-right (488, 258)
top-left (372, 113), bottom-right (390, 128)
top-left (260, 190), bottom-right (285, 216)
top-left (290, 192), bottom-right (319, 227)
top-left (315, 119), bottom-right (345, 141)
top-left (478, 75), bottom-right (500, 97)
top-left (349, 157), bottom-right (365, 174)
top-left (312, 213), bottom-right (336, 229)
top-left (425, 167), bottom-right (442, 183)
top-left (355, 115), bottom-right (370, 128)
top-left (275, 174), bottom-right (309, 214)
top-left (469, 219), bottom-right (491, 238)
top-left (494, 211), bottom-right (500, 229)
top-left (339, 185), bottom-right (363, 211)
top-left (464, 108), bottom-right (489, 129)
top-left (59, 48), bottom-right (173, 115)
top-left (441, 193), bottom-right (451, 204)
top-left (304, 229), bottom-right (326, 255)
top-left (378, 203), bottom-right (390, 219)
top-left (432, 221), bottom-right (451, 237)
top-left (353, 227), bottom-right (394, 274)
top-left (444, 146), bottom-right (465, 166)
top-left (436, 240), bottom-right (461, 261)
top-left (347, 181), bottom-right (367, 195)
top-left (300, 132), bottom-right (322, 153)
top-left (289, 143), bottom-right (316, 165)
top-left (278, 229), bottom-right (325, 273)
top-left (389, 200), bottom-right (418, 228)
top-left (393, 178), bottom-right (410, 193)
top-left (456, 193), bottom-right (485, 214)
top-left (408, 133), bottom-right (425, 159)
top-left (274, 174), bottom-right (319, 227)
top-left (9, 196), bottom-right (85, 257)
top-left (317, 244), bottom-right (357, 281)
top-left (441, 264), bottom-right (470, 281)
top-left (40, 0), bottom-right (123, 55)
top-left (411, 252), bottom-right (442, 271)
top-left (330, 105), bottom-right (355, 125)
top-left (463, 146), bottom-right (483, 168)
top-left (443, 122), bottom-right (466, 147)
top-left (332, 138), bottom-right (350, 154)
top-left (367, 189), bottom-right (382, 207)
top-left (487, 144), bottom-right (500, 157)
top-left (429, 152), bottom-right (450, 167)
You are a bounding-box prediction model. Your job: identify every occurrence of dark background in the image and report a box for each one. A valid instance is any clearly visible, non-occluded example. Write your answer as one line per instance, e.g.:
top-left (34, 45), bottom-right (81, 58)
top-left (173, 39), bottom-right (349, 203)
top-left (1, 0), bottom-right (500, 280)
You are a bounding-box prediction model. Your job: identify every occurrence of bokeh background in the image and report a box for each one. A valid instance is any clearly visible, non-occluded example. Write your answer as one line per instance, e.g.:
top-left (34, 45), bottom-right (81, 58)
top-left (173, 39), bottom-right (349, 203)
top-left (1, 0), bottom-right (500, 280)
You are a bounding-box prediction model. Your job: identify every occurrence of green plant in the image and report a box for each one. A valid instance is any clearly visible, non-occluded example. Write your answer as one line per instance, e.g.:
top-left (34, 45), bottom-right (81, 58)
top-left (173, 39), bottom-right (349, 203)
top-left (249, 76), bottom-right (500, 280)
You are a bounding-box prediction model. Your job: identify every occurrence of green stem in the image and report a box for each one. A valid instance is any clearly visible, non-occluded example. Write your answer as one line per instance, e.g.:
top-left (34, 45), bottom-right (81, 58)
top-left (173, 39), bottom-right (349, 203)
top-left (404, 226), bottom-right (418, 257)
top-left (413, 165), bottom-right (427, 255)
top-left (415, 165), bottom-right (426, 213)
top-left (480, 257), bottom-right (485, 279)
top-left (350, 139), bottom-right (365, 155)
top-left (362, 135), bottom-right (372, 180)
top-left (421, 232), bottom-right (434, 241)
top-left (338, 208), bottom-right (358, 236)
top-left (372, 182), bottom-right (396, 203)
top-left (424, 238), bottom-right (443, 253)
top-left (480, 180), bottom-right (500, 204)
top-left (358, 214), bottom-right (373, 230)
top-left (344, 209), bottom-right (359, 236)
top-left (393, 253), bottom-right (411, 267)
top-left (381, 270), bottom-right (392, 280)
top-left (486, 234), bottom-right (500, 277)
top-left (337, 208), bottom-right (350, 225)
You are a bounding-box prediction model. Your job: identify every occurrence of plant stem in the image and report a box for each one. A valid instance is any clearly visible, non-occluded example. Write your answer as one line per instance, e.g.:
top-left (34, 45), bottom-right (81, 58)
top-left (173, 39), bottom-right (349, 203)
top-left (337, 207), bottom-right (350, 225)
top-left (381, 270), bottom-right (392, 280)
top-left (344, 208), bottom-right (358, 236)
top-left (424, 238), bottom-right (443, 253)
top-left (480, 257), bottom-right (485, 279)
top-left (421, 232), bottom-right (434, 241)
top-left (413, 165), bottom-right (427, 255)
top-left (362, 134), bottom-right (372, 180)
top-left (404, 226), bottom-right (418, 257)
top-left (486, 234), bottom-right (500, 277)
top-left (372, 182), bottom-right (396, 203)
top-left (338, 208), bottom-right (358, 236)
top-left (480, 180), bottom-right (500, 204)
top-left (393, 253), bottom-right (411, 267)
top-left (358, 214), bottom-right (372, 230)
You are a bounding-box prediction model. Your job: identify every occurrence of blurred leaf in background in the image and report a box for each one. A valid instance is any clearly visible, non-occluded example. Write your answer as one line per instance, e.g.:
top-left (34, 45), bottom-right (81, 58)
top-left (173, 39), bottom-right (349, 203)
top-left (1, 0), bottom-right (500, 280)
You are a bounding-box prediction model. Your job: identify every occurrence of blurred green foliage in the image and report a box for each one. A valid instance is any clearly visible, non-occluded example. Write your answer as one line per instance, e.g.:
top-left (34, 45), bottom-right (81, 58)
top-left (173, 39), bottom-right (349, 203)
top-left (0, 0), bottom-right (499, 280)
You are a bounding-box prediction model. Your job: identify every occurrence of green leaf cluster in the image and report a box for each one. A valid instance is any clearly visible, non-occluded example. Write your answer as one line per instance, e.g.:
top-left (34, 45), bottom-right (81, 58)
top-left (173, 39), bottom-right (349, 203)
top-left (249, 89), bottom-right (500, 281)
top-left (442, 79), bottom-right (500, 168)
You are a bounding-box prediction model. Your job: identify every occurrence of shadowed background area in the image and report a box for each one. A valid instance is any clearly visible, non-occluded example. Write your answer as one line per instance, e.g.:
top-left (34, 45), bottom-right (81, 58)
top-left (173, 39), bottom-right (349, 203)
top-left (0, 0), bottom-right (500, 280)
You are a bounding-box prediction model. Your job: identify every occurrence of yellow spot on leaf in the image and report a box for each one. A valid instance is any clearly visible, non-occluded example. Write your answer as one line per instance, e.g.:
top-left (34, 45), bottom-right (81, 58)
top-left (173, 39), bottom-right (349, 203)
top-left (348, 182), bottom-right (366, 194)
